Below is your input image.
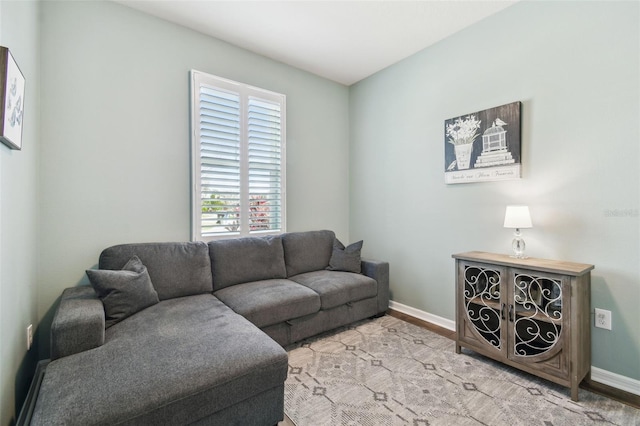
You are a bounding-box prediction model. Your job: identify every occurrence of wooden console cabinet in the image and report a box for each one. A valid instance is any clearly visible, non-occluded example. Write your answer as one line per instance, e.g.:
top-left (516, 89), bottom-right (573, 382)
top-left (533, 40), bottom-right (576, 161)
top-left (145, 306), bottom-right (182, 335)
top-left (452, 251), bottom-right (594, 401)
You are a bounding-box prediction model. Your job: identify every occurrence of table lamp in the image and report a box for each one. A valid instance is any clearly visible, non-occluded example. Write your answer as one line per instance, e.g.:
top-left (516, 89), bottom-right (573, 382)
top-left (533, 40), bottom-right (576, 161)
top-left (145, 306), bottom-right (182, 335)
top-left (504, 205), bottom-right (532, 258)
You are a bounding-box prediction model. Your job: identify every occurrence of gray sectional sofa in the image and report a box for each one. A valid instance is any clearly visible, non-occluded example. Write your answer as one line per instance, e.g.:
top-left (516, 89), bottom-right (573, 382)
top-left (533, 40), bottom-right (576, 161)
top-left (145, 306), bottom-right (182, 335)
top-left (30, 230), bottom-right (389, 425)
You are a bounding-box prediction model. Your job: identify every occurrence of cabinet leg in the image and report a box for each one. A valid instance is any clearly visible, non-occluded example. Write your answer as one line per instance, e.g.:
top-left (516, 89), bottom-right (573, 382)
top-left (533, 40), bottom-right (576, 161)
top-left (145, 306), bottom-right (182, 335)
top-left (571, 384), bottom-right (579, 402)
top-left (455, 343), bottom-right (461, 354)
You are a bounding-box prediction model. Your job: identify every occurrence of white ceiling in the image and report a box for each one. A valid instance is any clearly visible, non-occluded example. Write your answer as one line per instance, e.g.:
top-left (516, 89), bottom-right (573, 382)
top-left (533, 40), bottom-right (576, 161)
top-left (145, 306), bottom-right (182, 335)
top-left (115, 0), bottom-right (517, 86)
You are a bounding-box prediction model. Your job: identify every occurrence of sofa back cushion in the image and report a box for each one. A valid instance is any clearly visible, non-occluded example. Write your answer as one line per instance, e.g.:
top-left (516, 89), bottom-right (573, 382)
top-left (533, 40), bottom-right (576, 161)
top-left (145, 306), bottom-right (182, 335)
top-left (208, 235), bottom-right (287, 291)
top-left (99, 242), bottom-right (213, 300)
top-left (282, 230), bottom-right (335, 277)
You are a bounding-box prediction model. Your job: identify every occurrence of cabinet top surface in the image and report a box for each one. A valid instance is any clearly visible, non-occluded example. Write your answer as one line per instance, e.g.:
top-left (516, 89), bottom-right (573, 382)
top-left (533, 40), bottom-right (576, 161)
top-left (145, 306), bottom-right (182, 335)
top-left (452, 251), bottom-right (594, 276)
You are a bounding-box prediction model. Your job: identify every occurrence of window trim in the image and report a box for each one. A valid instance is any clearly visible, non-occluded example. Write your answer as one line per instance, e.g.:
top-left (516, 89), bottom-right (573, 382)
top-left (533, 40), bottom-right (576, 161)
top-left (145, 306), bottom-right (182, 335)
top-left (190, 70), bottom-right (286, 241)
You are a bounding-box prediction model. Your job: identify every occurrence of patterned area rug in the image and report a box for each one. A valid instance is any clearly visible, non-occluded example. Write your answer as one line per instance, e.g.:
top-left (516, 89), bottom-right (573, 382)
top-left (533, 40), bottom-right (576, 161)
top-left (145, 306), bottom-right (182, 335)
top-left (284, 315), bottom-right (639, 426)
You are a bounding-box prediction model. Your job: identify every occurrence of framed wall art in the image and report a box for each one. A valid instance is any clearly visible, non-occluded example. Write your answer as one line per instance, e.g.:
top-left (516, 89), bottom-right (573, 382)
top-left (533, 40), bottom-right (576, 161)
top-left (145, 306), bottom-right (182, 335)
top-left (444, 101), bottom-right (521, 184)
top-left (0, 46), bottom-right (25, 150)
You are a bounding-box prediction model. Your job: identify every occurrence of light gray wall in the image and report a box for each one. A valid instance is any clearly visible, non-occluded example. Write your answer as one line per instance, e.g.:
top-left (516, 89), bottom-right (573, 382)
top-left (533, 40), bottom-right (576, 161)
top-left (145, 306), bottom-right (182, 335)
top-left (0, 2), bottom-right (40, 424)
top-left (350, 1), bottom-right (639, 380)
top-left (38, 0), bottom-right (350, 352)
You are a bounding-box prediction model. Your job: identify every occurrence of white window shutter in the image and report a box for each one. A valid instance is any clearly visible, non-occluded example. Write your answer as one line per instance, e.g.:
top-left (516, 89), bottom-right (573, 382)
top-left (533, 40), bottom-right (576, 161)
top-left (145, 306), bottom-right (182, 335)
top-left (191, 71), bottom-right (286, 240)
top-left (248, 97), bottom-right (282, 233)
top-left (199, 87), bottom-right (241, 236)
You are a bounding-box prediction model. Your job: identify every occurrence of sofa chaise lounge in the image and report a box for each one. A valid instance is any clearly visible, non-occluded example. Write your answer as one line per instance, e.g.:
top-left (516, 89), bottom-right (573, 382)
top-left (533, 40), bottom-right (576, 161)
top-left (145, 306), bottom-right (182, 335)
top-left (30, 230), bottom-right (389, 425)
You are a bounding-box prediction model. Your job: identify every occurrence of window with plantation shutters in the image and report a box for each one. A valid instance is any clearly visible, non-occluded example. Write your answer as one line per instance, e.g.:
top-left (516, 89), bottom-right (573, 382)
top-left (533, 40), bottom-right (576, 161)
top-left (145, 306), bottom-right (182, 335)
top-left (190, 71), bottom-right (286, 240)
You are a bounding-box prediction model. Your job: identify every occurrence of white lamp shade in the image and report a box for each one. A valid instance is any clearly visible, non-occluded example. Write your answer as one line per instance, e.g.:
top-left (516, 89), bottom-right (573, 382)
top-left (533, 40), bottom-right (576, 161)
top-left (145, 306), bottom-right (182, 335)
top-left (504, 205), bottom-right (532, 229)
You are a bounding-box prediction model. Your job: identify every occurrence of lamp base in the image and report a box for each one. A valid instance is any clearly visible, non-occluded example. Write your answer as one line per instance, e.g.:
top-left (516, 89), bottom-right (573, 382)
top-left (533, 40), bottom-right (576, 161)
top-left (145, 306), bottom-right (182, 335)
top-left (511, 230), bottom-right (527, 259)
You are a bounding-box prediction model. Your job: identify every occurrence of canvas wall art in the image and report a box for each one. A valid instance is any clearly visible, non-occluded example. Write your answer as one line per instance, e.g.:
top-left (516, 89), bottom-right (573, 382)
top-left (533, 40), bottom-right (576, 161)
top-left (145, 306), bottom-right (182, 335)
top-left (0, 46), bottom-right (25, 150)
top-left (444, 101), bottom-right (521, 184)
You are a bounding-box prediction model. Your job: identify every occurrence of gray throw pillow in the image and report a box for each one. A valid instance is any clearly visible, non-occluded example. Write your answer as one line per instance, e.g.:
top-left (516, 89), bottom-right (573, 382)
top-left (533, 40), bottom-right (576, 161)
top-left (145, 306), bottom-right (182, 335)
top-left (86, 255), bottom-right (159, 328)
top-left (327, 239), bottom-right (363, 273)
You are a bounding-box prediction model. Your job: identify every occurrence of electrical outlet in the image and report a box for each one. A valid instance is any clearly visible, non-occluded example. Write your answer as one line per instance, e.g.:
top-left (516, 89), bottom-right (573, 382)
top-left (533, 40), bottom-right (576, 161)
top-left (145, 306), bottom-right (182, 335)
top-left (594, 308), bottom-right (612, 330)
top-left (27, 324), bottom-right (33, 351)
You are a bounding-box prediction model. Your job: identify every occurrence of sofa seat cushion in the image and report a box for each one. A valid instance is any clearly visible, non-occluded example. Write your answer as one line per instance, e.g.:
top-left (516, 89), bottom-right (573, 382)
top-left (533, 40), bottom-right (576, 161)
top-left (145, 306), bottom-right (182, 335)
top-left (32, 294), bottom-right (288, 426)
top-left (214, 279), bottom-right (321, 328)
top-left (289, 270), bottom-right (378, 310)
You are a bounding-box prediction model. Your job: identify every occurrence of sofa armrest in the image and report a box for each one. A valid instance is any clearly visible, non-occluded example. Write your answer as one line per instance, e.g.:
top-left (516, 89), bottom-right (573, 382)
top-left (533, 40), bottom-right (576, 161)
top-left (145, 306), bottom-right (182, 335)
top-left (51, 286), bottom-right (105, 360)
top-left (361, 259), bottom-right (389, 314)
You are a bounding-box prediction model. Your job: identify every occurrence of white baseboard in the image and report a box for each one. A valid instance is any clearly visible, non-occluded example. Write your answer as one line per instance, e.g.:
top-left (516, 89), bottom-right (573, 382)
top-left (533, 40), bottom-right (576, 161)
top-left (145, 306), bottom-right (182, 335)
top-left (389, 300), bottom-right (456, 331)
top-left (389, 300), bottom-right (640, 397)
top-left (591, 367), bottom-right (640, 396)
